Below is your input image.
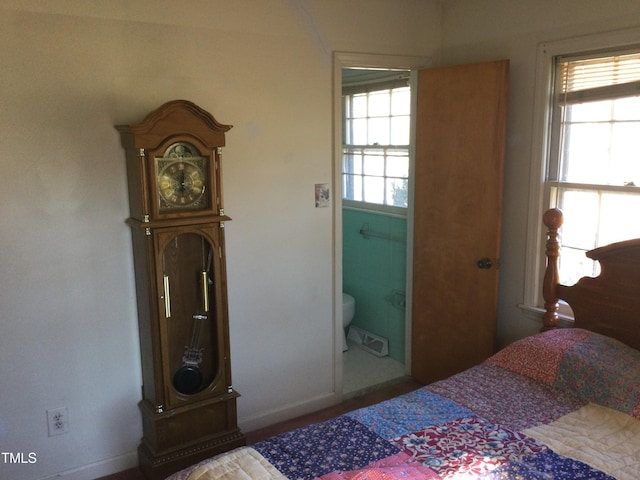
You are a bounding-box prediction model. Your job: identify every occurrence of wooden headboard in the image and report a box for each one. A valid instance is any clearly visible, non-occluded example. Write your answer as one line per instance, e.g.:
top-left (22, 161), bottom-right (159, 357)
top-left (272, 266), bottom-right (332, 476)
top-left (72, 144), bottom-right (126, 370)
top-left (542, 208), bottom-right (640, 351)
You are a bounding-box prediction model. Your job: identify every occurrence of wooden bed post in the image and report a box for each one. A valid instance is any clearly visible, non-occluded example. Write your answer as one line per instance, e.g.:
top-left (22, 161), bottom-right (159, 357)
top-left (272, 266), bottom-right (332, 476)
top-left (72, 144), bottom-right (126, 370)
top-left (541, 208), bottom-right (563, 331)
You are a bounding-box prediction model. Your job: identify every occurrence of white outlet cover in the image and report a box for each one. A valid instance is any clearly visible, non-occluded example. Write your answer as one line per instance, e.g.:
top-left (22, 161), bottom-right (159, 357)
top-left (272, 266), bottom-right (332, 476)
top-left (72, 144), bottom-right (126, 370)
top-left (46, 407), bottom-right (69, 436)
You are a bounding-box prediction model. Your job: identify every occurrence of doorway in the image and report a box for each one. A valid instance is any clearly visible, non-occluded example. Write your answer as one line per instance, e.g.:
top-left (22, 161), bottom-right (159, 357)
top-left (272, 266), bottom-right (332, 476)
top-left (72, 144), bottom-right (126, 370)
top-left (334, 56), bottom-right (508, 398)
top-left (333, 53), bottom-right (432, 398)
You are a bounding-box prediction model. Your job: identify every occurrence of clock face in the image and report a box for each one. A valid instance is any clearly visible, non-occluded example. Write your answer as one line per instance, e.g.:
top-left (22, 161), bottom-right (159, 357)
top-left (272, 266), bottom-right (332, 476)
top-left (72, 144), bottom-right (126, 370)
top-left (156, 143), bottom-right (210, 212)
top-left (159, 161), bottom-right (206, 207)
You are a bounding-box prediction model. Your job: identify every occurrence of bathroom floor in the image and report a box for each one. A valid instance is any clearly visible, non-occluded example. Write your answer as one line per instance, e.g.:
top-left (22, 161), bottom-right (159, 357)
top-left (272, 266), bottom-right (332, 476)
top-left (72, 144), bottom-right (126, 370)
top-left (342, 340), bottom-right (406, 398)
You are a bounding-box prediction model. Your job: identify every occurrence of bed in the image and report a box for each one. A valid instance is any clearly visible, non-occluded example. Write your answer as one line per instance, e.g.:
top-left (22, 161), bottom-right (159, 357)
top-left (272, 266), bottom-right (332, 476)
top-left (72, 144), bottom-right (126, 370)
top-left (166, 208), bottom-right (640, 480)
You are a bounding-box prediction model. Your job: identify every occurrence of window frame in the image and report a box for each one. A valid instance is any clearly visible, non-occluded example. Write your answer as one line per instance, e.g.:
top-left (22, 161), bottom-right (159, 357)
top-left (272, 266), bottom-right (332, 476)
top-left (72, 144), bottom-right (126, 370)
top-left (522, 27), bottom-right (640, 321)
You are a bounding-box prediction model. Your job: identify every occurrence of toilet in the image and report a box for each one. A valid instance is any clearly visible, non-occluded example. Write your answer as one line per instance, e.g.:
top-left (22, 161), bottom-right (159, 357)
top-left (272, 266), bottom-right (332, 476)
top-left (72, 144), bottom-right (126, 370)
top-left (342, 293), bottom-right (355, 351)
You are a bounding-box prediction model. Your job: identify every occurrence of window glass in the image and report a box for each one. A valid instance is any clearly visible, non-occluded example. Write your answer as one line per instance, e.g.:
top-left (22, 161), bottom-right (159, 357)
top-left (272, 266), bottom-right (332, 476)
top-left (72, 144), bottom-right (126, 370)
top-left (598, 192), bottom-right (640, 243)
top-left (386, 178), bottom-right (408, 207)
top-left (547, 50), bottom-right (640, 285)
top-left (363, 176), bottom-right (384, 204)
top-left (556, 189), bottom-right (599, 249)
top-left (368, 90), bottom-right (390, 117)
top-left (615, 95), bottom-right (640, 120)
top-left (561, 98), bottom-right (640, 185)
top-left (391, 88), bottom-right (411, 116)
top-left (343, 85), bottom-right (411, 211)
top-left (386, 152), bottom-right (409, 177)
top-left (368, 117), bottom-right (390, 144)
top-left (351, 119), bottom-right (367, 145)
top-left (391, 116), bottom-right (410, 145)
top-left (363, 151), bottom-right (384, 176)
top-left (352, 95), bottom-right (367, 117)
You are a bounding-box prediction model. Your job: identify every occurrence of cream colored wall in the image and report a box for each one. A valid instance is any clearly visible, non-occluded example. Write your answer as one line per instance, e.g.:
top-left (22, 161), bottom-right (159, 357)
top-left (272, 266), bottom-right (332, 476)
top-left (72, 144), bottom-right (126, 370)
top-left (438, 0), bottom-right (640, 347)
top-left (0, 1), bottom-right (441, 479)
top-left (5, 1), bottom-right (638, 478)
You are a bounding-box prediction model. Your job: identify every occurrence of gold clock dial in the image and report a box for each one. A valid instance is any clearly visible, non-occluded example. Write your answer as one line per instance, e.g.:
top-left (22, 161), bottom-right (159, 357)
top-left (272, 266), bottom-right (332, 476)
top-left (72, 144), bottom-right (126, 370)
top-left (158, 161), bottom-right (206, 207)
top-left (156, 142), bottom-right (210, 211)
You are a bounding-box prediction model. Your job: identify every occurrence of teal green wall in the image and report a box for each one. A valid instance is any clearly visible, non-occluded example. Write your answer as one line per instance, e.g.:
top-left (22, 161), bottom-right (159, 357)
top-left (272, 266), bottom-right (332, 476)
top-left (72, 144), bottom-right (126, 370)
top-left (342, 208), bottom-right (407, 362)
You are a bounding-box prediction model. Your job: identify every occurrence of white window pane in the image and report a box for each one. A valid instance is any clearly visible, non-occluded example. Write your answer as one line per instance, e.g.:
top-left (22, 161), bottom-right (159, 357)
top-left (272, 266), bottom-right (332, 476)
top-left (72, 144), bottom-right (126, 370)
top-left (567, 101), bottom-right (612, 122)
top-left (342, 152), bottom-right (363, 175)
top-left (344, 119), bottom-right (354, 144)
top-left (386, 155), bottom-right (409, 177)
top-left (353, 152), bottom-right (363, 174)
top-left (354, 155), bottom-right (363, 174)
top-left (352, 94), bottom-right (367, 118)
top-left (391, 88), bottom-right (411, 116)
top-left (611, 123), bottom-right (640, 184)
top-left (343, 174), bottom-right (363, 201)
top-left (368, 90), bottom-right (390, 117)
top-left (342, 174), bottom-right (353, 200)
top-left (367, 117), bottom-right (390, 145)
top-left (344, 99), bottom-right (351, 119)
top-left (558, 189), bottom-right (599, 250)
top-left (363, 153), bottom-right (384, 176)
top-left (352, 119), bottom-right (367, 145)
top-left (559, 247), bottom-right (598, 285)
top-left (556, 189), bottom-right (640, 285)
top-left (390, 116), bottom-right (410, 145)
top-left (599, 192), bottom-right (640, 244)
top-left (368, 117), bottom-right (390, 145)
top-left (363, 176), bottom-right (384, 204)
top-left (342, 154), bottom-right (352, 174)
top-left (563, 123), bottom-right (611, 183)
top-left (386, 178), bottom-right (408, 207)
top-left (613, 95), bottom-right (640, 120)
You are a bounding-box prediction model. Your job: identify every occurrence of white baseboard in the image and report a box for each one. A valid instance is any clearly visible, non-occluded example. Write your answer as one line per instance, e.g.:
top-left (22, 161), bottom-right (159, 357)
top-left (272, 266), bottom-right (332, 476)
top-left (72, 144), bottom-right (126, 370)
top-left (39, 450), bottom-right (138, 480)
top-left (238, 391), bottom-right (340, 433)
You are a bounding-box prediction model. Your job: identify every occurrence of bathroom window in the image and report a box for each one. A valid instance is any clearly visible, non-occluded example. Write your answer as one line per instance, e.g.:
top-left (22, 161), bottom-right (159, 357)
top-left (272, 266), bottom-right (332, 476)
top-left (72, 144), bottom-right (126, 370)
top-left (342, 85), bottom-right (410, 212)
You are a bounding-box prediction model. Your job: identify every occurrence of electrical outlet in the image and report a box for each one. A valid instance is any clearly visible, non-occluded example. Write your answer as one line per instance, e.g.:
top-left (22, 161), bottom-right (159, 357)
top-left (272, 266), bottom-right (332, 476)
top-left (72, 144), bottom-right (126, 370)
top-left (46, 407), bottom-right (69, 436)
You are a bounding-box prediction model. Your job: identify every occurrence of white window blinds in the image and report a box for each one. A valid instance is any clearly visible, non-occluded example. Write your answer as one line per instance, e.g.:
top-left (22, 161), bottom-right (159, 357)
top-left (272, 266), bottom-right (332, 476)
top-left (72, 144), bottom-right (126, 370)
top-left (557, 51), bottom-right (640, 103)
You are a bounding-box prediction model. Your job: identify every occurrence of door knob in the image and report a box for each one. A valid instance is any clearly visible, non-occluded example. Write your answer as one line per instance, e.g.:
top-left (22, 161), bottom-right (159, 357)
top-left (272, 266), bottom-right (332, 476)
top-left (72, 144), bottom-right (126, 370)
top-left (477, 257), bottom-right (492, 269)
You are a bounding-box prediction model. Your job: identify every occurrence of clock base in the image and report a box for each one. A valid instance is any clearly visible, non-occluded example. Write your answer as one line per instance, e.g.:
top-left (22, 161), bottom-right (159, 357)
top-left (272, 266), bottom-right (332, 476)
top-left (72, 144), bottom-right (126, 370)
top-left (138, 431), bottom-right (246, 480)
top-left (137, 393), bottom-right (246, 480)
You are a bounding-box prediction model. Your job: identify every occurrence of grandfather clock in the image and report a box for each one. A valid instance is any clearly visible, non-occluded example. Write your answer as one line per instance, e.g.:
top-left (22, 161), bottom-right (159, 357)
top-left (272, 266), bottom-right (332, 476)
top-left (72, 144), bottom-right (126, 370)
top-left (117, 100), bottom-right (245, 479)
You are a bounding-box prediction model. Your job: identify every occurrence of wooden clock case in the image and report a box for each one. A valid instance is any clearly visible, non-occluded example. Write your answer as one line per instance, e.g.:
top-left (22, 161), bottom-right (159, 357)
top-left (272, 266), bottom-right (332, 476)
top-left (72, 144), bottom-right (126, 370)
top-left (117, 100), bottom-right (245, 479)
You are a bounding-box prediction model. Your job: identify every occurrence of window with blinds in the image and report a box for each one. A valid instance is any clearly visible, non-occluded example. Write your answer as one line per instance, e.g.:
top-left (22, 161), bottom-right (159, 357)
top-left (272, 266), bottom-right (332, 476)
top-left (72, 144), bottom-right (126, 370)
top-left (546, 49), bottom-right (640, 285)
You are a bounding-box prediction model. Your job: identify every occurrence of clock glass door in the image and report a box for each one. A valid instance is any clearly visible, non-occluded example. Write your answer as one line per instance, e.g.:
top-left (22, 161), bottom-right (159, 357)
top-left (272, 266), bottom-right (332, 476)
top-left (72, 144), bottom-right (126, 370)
top-left (159, 231), bottom-right (220, 403)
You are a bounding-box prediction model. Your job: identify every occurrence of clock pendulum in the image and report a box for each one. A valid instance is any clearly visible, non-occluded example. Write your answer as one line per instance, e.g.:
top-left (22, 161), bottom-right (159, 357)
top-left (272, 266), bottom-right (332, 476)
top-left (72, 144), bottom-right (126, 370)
top-left (172, 239), bottom-right (213, 395)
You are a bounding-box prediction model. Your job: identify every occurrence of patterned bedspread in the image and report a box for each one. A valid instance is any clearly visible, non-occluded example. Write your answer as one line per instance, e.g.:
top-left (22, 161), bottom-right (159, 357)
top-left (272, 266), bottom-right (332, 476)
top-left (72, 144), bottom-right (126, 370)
top-left (168, 329), bottom-right (640, 480)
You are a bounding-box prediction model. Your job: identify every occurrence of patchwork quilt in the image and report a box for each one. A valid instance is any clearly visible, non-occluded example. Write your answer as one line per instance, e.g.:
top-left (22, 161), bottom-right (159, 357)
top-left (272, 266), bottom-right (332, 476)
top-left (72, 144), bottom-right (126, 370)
top-left (168, 329), bottom-right (640, 480)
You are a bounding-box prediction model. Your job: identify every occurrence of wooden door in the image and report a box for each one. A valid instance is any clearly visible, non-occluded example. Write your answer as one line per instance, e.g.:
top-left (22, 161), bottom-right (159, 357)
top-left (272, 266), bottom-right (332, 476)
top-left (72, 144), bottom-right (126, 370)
top-left (411, 60), bottom-right (509, 384)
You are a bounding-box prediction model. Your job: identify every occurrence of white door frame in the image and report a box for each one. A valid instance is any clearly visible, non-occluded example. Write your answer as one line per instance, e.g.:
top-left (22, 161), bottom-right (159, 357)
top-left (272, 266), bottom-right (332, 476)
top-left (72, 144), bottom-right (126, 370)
top-left (332, 52), bottom-right (432, 396)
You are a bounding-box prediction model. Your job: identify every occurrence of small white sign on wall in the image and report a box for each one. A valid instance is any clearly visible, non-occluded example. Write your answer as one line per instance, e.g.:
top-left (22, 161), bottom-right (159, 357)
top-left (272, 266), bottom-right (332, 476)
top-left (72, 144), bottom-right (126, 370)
top-left (315, 183), bottom-right (330, 208)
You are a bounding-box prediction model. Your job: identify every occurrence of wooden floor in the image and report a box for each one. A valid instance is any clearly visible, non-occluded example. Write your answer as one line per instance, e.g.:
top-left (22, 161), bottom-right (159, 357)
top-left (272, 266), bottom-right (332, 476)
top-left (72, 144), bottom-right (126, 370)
top-left (96, 377), bottom-right (422, 480)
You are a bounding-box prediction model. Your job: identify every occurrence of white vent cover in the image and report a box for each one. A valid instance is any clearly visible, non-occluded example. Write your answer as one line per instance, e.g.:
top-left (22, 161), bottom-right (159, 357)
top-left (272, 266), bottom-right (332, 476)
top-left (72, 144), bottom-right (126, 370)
top-left (347, 326), bottom-right (389, 357)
